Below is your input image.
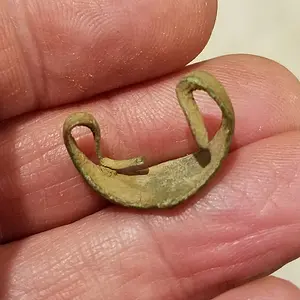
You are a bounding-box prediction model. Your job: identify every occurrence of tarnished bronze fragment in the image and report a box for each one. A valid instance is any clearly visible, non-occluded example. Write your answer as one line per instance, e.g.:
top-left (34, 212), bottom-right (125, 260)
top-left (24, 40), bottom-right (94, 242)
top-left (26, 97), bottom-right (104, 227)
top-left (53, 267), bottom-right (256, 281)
top-left (63, 71), bottom-right (235, 208)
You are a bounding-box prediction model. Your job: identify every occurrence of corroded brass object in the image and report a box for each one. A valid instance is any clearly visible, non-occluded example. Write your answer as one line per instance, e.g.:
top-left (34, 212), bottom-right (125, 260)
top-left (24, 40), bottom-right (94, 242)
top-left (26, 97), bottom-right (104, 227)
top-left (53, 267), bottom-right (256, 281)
top-left (63, 71), bottom-right (235, 208)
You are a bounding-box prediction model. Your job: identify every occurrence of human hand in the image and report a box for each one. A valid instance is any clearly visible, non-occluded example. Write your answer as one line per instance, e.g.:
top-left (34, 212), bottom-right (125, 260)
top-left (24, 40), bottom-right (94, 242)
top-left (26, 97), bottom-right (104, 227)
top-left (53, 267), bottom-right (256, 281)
top-left (1, 1), bottom-right (300, 299)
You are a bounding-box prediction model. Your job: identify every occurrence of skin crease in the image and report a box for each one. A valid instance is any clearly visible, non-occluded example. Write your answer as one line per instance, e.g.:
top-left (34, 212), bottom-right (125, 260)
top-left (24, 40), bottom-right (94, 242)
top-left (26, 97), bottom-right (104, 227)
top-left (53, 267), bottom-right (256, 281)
top-left (0, 0), bottom-right (300, 299)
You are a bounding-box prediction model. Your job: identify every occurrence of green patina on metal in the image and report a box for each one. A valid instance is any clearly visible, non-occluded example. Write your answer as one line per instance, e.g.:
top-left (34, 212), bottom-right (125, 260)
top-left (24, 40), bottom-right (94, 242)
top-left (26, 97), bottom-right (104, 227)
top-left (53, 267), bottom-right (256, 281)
top-left (63, 71), bottom-right (235, 208)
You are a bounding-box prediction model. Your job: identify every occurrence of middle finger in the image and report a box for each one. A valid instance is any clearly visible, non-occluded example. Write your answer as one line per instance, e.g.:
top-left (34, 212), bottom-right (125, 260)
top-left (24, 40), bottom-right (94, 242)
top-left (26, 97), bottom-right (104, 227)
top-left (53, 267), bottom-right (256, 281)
top-left (0, 54), bottom-right (299, 243)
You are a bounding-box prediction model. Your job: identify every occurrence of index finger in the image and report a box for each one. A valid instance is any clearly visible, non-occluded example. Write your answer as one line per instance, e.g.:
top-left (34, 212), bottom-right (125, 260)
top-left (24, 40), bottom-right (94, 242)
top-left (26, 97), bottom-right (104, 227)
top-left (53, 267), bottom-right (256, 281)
top-left (0, 0), bottom-right (217, 120)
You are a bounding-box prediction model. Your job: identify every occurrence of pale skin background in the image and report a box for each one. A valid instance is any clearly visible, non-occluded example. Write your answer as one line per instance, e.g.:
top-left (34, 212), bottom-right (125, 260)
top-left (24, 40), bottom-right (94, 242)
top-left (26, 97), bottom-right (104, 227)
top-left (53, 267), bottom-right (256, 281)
top-left (0, 0), bottom-right (300, 299)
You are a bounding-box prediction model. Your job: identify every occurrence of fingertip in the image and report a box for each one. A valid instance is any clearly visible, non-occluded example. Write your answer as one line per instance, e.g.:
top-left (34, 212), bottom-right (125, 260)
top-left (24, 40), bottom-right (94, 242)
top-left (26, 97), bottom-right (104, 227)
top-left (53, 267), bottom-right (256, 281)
top-left (0, 0), bottom-right (218, 120)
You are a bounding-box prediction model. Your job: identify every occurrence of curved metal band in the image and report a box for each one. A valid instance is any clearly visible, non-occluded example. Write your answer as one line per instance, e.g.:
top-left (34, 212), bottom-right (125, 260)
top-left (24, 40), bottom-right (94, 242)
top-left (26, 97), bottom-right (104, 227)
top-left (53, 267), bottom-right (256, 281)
top-left (63, 71), bottom-right (235, 208)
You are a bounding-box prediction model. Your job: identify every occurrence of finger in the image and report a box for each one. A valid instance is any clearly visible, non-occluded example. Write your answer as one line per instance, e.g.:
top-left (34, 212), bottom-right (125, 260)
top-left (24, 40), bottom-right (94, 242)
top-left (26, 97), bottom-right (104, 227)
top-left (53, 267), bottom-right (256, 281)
top-left (0, 54), bottom-right (300, 243)
top-left (2, 132), bottom-right (300, 299)
top-left (213, 277), bottom-right (300, 300)
top-left (0, 0), bottom-right (217, 120)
